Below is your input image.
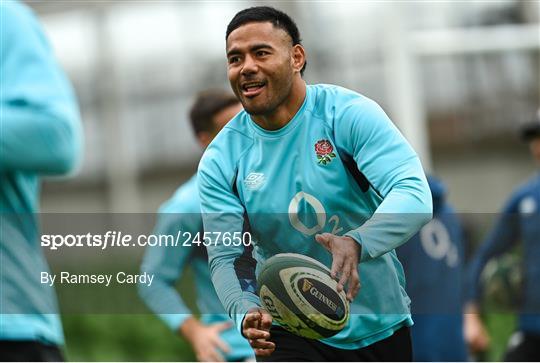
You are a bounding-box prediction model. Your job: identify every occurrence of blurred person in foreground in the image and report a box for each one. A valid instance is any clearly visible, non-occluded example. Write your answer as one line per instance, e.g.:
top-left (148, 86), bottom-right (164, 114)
top-left (198, 6), bottom-right (432, 361)
top-left (465, 111), bottom-right (540, 361)
top-left (397, 175), bottom-right (469, 361)
top-left (138, 90), bottom-right (254, 362)
top-left (0, 0), bottom-right (83, 361)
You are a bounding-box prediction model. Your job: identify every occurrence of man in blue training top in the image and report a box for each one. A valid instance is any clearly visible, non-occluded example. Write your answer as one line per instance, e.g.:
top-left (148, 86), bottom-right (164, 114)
top-left (465, 111), bottom-right (540, 361)
top-left (0, 1), bottom-right (83, 360)
top-left (397, 176), bottom-right (468, 361)
top-left (138, 90), bottom-right (254, 362)
top-left (197, 6), bottom-right (432, 361)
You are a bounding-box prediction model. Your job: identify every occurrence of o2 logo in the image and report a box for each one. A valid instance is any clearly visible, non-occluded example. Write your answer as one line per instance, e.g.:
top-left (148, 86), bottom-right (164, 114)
top-left (288, 191), bottom-right (343, 236)
top-left (419, 218), bottom-right (458, 268)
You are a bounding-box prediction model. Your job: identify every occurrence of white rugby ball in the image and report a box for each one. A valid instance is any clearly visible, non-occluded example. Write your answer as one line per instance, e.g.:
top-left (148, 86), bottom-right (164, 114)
top-left (257, 253), bottom-right (349, 339)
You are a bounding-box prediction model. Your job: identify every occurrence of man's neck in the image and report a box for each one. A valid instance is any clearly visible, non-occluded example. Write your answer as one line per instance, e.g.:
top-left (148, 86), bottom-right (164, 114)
top-left (251, 80), bottom-right (306, 131)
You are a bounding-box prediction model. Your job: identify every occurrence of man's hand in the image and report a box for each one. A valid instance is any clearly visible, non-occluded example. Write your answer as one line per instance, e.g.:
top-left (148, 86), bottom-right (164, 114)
top-left (242, 308), bottom-right (275, 357)
top-left (315, 233), bottom-right (361, 301)
top-left (464, 304), bottom-right (490, 354)
top-left (180, 317), bottom-right (231, 362)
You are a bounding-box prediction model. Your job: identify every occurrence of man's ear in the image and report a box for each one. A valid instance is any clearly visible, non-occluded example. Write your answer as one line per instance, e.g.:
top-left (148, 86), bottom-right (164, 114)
top-left (291, 44), bottom-right (306, 74)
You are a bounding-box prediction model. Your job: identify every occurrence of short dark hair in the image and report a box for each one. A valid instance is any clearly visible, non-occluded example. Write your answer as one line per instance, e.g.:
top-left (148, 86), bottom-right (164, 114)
top-left (189, 89), bottom-right (239, 135)
top-left (226, 6), bottom-right (306, 75)
top-left (520, 115), bottom-right (540, 141)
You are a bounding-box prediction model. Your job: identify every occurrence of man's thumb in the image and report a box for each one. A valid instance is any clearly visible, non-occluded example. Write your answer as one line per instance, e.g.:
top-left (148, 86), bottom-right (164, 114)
top-left (315, 233), bottom-right (332, 251)
top-left (213, 321), bottom-right (232, 332)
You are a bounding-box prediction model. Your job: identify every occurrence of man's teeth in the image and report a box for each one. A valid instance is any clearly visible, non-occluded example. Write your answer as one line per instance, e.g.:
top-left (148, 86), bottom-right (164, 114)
top-left (244, 83), bottom-right (264, 91)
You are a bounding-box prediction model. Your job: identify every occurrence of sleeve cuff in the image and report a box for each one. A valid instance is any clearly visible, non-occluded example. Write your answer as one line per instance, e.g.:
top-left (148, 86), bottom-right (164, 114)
top-left (160, 314), bottom-right (192, 331)
top-left (344, 231), bottom-right (370, 262)
top-left (233, 313), bottom-right (248, 336)
top-left (233, 294), bottom-right (262, 334)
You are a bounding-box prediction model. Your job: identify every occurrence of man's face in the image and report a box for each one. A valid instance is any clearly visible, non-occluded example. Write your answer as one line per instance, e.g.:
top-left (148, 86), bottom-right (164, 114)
top-left (530, 137), bottom-right (540, 164)
top-left (226, 22), bottom-right (297, 116)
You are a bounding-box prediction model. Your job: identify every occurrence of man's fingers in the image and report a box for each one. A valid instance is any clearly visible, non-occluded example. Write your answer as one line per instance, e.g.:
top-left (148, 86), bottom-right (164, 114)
top-left (470, 335), bottom-right (486, 353)
top-left (347, 268), bottom-right (360, 301)
top-left (260, 312), bottom-right (273, 331)
top-left (316, 233), bottom-right (361, 299)
top-left (212, 321), bottom-right (233, 333)
top-left (212, 336), bottom-right (231, 354)
top-left (199, 350), bottom-right (225, 363)
top-left (210, 350), bottom-right (225, 363)
top-left (315, 233), bottom-right (332, 251)
top-left (245, 311), bottom-right (260, 323)
top-left (476, 332), bottom-right (489, 351)
top-left (254, 347), bottom-right (275, 357)
top-left (353, 269), bottom-right (361, 296)
top-left (331, 253), bottom-right (344, 280)
top-left (244, 327), bottom-right (270, 340)
top-left (249, 337), bottom-right (275, 359)
top-left (337, 263), bottom-right (351, 293)
top-left (249, 339), bottom-right (276, 350)
top-left (243, 311), bottom-right (261, 328)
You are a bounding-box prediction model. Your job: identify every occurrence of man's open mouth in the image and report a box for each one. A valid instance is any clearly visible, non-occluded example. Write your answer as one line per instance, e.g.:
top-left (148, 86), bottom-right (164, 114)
top-left (241, 81), bottom-right (266, 97)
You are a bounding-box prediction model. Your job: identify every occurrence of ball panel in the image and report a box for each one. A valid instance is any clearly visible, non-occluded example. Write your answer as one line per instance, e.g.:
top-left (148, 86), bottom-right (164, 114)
top-left (259, 284), bottom-right (324, 339)
top-left (257, 253), bottom-right (350, 339)
top-left (261, 253), bottom-right (332, 275)
top-left (281, 267), bottom-right (348, 325)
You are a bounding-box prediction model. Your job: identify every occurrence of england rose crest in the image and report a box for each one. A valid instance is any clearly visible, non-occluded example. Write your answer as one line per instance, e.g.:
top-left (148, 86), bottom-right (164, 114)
top-left (315, 139), bottom-right (336, 165)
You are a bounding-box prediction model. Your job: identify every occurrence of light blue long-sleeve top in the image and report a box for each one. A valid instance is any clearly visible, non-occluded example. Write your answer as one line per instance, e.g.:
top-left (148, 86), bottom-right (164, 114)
top-left (198, 84), bottom-right (432, 349)
top-left (467, 172), bottom-right (540, 334)
top-left (0, 0), bottom-right (83, 345)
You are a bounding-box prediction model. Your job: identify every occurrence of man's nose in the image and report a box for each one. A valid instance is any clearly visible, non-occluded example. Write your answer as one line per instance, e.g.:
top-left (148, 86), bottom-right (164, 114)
top-left (241, 55), bottom-right (258, 76)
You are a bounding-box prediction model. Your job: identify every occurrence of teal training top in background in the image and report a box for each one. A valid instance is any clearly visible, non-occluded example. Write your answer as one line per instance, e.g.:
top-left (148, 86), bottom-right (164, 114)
top-left (138, 176), bottom-right (253, 361)
top-left (198, 84), bottom-right (432, 349)
top-left (0, 0), bottom-right (83, 345)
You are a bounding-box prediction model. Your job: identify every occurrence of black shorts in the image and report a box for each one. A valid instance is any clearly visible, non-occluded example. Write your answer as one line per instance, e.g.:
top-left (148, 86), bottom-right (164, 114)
top-left (258, 325), bottom-right (412, 362)
top-left (504, 331), bottom-right (540, 362)
top-left (0, 340), bottom-right (64, 362)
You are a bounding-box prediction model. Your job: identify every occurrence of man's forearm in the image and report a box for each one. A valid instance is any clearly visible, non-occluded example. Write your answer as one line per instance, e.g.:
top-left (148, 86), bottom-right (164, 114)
top-left (346, 179), bottom-right (432, 262)
top-left (1, 105), bottom-right (80, 174)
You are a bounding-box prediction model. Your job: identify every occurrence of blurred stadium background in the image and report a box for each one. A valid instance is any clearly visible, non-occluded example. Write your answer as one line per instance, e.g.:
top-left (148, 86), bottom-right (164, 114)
top-left (23, 0), bottom-right (539, 361)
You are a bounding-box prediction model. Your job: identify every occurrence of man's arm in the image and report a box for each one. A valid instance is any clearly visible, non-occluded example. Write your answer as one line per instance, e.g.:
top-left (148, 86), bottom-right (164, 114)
top-left (138, 210), bottom-right (232, 362)
top-left (198, 148), bottom-right (274, 356)
top-left (464, 193), bottom-right (521, 352)
top-left (0, 2), bottom-right (82, 174)
top-left (197, 150), bottom-right (260, 331)
top-left (466, 194), bottom-right (521, 304)
top-left (315, 98), bottom-right (432, 300)
top-left (336, 98), bottom-right (433, 261)
top-left (138, 212), bottom-right (196, 330)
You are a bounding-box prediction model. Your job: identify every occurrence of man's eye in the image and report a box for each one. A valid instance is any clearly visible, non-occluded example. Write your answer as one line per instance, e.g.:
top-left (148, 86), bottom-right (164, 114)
top-left (256, 51), bottom-right (269, 57)
top-left (228, 56), bottom-right (240, 64)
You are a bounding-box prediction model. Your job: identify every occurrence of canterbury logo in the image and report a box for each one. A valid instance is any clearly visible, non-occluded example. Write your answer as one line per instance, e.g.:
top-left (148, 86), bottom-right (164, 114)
top-left (302, 278), bottom-right (313, 292)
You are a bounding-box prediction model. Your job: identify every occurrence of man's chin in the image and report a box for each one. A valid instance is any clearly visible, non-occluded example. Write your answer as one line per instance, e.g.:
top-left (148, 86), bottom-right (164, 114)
top-left (242, 102), bottom-right (270, 116)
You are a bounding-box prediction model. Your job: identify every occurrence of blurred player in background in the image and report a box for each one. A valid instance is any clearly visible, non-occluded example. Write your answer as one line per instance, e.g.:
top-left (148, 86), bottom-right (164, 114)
top-left (465, 111), bottom-right (540, 361)
top-left (0, 0), bottom-right (83, 361)
top-left (397, 175), bottom-right (468, 361)
top-left (198, 6), bottom-right (432, 361)
top-left (138, 90), bottom-right (254, 362)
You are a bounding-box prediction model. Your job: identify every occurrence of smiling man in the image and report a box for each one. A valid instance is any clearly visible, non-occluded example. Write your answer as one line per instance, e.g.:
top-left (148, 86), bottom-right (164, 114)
top-left (198, 6), bottom-right (432, 361)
